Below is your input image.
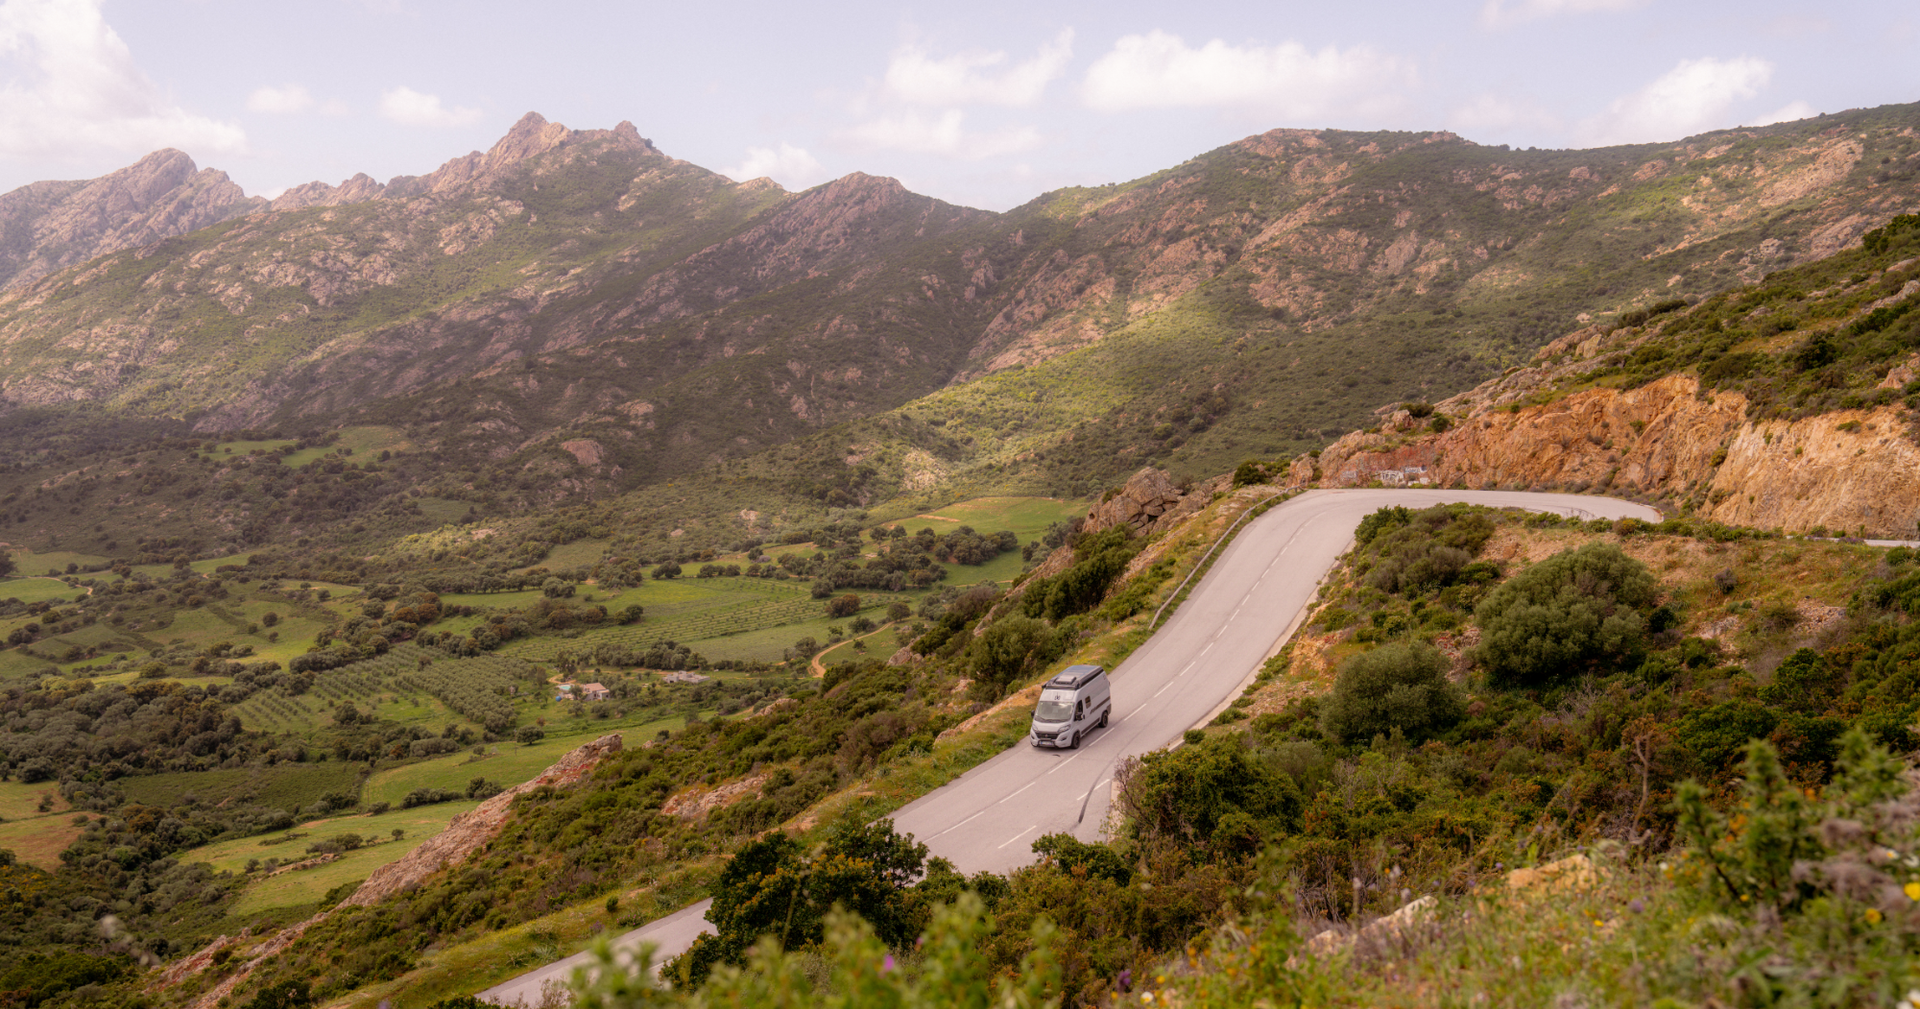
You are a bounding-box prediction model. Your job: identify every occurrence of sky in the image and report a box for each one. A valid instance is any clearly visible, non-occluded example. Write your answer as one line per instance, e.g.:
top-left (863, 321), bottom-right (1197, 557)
top-left (0, 0), bottom-right (1915, 212)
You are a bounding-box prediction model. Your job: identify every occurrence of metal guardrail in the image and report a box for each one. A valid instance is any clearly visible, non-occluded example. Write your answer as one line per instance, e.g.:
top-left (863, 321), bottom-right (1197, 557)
top-left (1148, 489), bottom-right (1287, 631)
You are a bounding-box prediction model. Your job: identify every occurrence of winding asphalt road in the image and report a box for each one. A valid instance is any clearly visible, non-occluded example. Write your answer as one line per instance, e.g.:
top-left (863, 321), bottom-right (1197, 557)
top-left (480, 489), bottom-right (1660, 1005)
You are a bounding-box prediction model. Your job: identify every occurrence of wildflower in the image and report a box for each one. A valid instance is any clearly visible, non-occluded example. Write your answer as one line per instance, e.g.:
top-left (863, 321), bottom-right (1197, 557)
top-left (1628, 898), bottom-right (1645, 914)
top-left (1900, 988), bottom-right (1920, 1008)
top-left (1141, 993), bottom-right (1154, 1004)
top-left (882, 954), bottom-right (895, 973)
top-left (1865, 908), bottom-right (1884, 925)
top-left (1905, 882), bottom-right (1920, 902)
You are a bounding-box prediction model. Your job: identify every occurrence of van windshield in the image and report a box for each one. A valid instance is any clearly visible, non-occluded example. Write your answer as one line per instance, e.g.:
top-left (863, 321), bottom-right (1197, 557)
top-left (1034, 699), bottom-right (1073, 723)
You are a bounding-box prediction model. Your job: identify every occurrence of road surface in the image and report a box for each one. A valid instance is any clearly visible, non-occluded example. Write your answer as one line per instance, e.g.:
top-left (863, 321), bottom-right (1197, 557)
top-left (481, 489), bottom-right (1659, 1004)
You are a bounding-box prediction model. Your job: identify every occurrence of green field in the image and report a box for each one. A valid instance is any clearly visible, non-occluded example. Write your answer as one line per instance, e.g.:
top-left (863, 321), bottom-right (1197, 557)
top-left (216, 802), bottom-right (482, 917)
top-left (280, 426), bottom-right (411, 469)
top-left (534, 538), bottom-right (611, 572)
top-left (117, 760), bottom-right (369, 813)
top-left (4, 550), bottom-right (111, 576)
top-left (228, 644), bottom-right (539, 735)
top-left (360, 717), bottom-right (680, 808)
top-left (202, 437), bottom-right (297, 459)
top-left (892, 496), bottom-right (1084, 537)
top-left (0, 780), bottom-right (66, 820)
top-left (0, 650), bottom-right (55, 680)
top-left (0, 814), bottom-right (84, 870)
top-left (0, 577), bottom-right (87, 604)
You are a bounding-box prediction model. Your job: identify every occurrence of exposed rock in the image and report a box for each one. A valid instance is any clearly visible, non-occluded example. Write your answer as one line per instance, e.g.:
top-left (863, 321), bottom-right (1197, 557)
top-left (343, 732), bottom-right (622, 907)
top-left (1302, 895), bottom-right (1438, 959)
top-left (661, 773), bottom-right (770, 820)
top-left (1879, 353), bottom-right (1918, 390)
top-left (1503, 853), bottom-right (1604, 897)
top-left (0, 149), bottom-right (261, 290)
top-left (887, 646), bottom-right (921, 666)
top-left (1082, 467), bottom-right (1202, 537)
top-left (1308, 368), bottom-right (1920, 538)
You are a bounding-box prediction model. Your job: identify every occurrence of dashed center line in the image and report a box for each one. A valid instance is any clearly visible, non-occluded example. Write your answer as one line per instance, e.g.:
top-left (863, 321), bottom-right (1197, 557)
top-left (997, 825), bottom-right (1039, 849)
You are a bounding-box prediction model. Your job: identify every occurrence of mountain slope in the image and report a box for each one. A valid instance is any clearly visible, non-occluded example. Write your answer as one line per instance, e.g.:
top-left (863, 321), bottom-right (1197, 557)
top-left (1307, 213), bottom-right (1920, 536)
top-left (0, 149), bottom-right (260, 291)
top-left (0, 107), bottom-right (1917, 548)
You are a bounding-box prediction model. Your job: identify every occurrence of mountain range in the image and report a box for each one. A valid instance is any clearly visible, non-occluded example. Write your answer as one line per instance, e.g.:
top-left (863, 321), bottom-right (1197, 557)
top-left (0, 105), bottom-right (1917, 554)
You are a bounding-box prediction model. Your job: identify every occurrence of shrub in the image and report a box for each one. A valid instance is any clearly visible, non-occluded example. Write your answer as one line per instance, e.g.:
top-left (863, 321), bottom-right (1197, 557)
top-left (1319, 642), bottom-right (1464, 744)
top-left (1473, 541), bottom-right (1657, 687)
top-left (1356, 505), bottom-right (1496, 596)
top-left (1118, 735), bottom-right (1303, 854)
top-left (967, 615), bottom-right (1061, 694)
top-left (1676, 728), bottom-right (1911, 916)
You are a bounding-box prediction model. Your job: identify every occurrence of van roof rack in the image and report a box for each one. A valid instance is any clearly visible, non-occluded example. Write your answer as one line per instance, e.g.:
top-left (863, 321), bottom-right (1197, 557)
top-left (1046, 664), bottom-right (1104, 689)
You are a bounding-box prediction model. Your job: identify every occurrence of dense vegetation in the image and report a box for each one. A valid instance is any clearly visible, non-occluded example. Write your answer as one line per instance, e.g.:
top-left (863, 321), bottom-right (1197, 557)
top-left (1538, 211), bottom-right (1920, 426)
top-left (493, 504), bottom-right (1920, 1009)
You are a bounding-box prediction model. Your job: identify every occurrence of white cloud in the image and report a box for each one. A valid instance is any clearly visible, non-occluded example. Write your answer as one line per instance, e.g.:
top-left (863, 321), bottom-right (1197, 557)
top-left (247, 84), bottom-right (313, 115)
top-left (1479, 0), bottom-right (1646, 29)
top-left (720, 143), bottom-right (831, 189)
top-left (1752, 100), bottom-right (1818, 127)
top-left (377, 86), bottom-right (480, 128)
top-left (1080, 30), bottom-right (1411, 119)
top-left (842, 110), bottom-right (1041, 159)
top-left (1577, 56), bottom-right (1772, 146)
top-left (0, 0), bottom-right (245, 162)
top-left (883, 29), bottom-right (1073, 107)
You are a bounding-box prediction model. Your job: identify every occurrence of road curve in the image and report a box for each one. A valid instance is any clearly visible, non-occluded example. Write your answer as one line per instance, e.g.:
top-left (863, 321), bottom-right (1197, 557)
top-left (481, 489), bottom-right (1659, 1004)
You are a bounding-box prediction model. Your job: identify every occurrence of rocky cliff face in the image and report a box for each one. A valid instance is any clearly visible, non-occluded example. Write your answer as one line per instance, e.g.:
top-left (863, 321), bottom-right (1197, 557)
top-left (1307, 345), bottom-right (1920, 538)
top-left (0, 149), bottom-right (260, 290)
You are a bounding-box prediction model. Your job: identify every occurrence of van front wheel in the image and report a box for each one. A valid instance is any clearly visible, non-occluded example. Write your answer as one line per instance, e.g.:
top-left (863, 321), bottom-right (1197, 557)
top-left (1064, 730), bottom-right (1077, 750)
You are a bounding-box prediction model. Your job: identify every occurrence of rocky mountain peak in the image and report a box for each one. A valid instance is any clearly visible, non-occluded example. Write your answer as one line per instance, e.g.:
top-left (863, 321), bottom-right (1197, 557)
top-left (0, 148), bottom-right (259, 290)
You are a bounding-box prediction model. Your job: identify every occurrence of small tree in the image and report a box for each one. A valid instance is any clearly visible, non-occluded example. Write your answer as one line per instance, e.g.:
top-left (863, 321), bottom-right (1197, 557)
top-left (515, 725), bottom-right (545, 746)
top-left (1473, 540), bottom-right (1657, 687)
top-left (825, 594), bottom-right (861, 618)
top-left (1320, 641), bottom-right (1465, 744)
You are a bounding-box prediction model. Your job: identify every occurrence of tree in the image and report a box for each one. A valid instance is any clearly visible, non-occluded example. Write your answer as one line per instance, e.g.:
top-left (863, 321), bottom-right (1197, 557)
top-left (515, 725), bottom-right (545, 746)
top-left (1320, 641), bottom-right (1465, 744)
top-left (667, 819), bottom-right (931, 987)
top-left (0, 550), bottom-right (14, 579)
top-left (1474, 541), bottom-right (1658, 687)
top-left (651, 561), bottom-right (682, 580)
top-left (825, 594), bottom-right (861, 618)
top-left (968, 615), bottom-right (1057, 694)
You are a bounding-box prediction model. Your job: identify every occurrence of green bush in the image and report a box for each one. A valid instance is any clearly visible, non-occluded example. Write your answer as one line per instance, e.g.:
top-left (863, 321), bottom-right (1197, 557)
top-left (1319, 642), bottom-right (1464, 744)
top-left (967, 615), bottom-right (1063, 694)
top-left (1119, 734), bottom-right (1303, 854)
top-left (1473, 541), bottom-right (1657, 687)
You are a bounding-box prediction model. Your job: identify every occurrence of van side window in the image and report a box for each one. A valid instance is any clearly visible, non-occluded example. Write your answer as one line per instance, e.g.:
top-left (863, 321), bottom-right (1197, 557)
top-left (1075, 699), bottom-right (1085, 720)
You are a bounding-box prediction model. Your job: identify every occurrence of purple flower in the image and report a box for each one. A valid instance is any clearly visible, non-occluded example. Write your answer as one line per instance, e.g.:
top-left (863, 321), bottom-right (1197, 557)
top-left (1628, 898), bottom-right (1645, 914)
top-left (882, 953), bottom-right (895, 973)
top-left (1117, 969), bottom-right (1133, 993)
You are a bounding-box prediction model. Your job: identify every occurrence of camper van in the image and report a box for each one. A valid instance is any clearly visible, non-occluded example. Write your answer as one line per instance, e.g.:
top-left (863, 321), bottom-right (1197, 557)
top-left (1029, 664), bottom-right (1112, 749)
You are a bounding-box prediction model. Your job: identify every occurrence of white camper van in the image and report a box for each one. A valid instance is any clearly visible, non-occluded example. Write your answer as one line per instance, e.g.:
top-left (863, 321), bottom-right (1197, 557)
top-left (1029, 664), bottom-right (1112, 749)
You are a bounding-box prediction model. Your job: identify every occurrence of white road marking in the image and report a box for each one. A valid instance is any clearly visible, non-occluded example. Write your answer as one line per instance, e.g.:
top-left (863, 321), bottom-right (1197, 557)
top-left (996, 780), bottom-right (1037, 804)
top-left (926, 808), bottom-right (987, 839)
top-left (998, 825), bottom-right (1039, 849)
